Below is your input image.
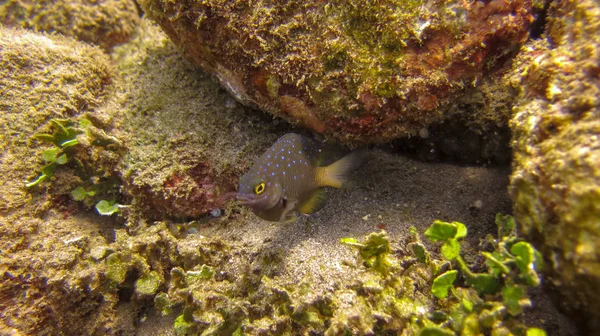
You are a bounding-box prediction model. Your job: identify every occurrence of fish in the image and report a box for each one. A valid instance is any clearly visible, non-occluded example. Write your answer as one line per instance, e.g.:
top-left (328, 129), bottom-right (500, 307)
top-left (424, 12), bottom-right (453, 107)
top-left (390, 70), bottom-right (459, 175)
top-left (237, 133), bottom-right (365, 222)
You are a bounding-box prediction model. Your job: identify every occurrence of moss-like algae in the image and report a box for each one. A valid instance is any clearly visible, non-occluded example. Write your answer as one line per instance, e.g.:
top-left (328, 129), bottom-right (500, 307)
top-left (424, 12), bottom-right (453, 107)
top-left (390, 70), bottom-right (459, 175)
top-left (0, 26), bottom-right (131, 334)
top-left (141, 0), bottom-right (533, 147)
top-left (111, 20), bottom-right (290, 219)
top-left (0, 0), bottom-right (140, 51)
top-left (508, 0), bottom-right (600, 331)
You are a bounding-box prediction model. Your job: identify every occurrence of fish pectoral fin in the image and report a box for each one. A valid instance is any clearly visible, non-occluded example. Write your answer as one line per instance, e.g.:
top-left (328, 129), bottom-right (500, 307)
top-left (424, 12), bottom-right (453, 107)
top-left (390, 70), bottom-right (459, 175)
top-left (282, 213), bottom-right (297, 223)
top-left (297, 188), bottom-right (327, 214)
top-left (315, 150), bottom-right (367, 189)
top-left (279, 197), bottom-right (298, 222)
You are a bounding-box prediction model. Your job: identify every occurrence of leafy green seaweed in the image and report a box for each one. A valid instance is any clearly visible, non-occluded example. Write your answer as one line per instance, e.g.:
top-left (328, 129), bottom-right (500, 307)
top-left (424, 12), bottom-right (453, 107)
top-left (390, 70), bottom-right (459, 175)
top-left (26, 118), bottom-right (81, 188)
top-left (420, 214), bottom-right (544, 334)
top-left (95, 200), bottom-right (120, 215)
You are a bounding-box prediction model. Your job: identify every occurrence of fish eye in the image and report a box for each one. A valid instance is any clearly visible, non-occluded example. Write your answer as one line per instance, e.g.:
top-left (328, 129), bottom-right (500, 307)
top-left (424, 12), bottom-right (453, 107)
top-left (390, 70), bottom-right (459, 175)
top-left (254, 182), bottom-right (266, 195)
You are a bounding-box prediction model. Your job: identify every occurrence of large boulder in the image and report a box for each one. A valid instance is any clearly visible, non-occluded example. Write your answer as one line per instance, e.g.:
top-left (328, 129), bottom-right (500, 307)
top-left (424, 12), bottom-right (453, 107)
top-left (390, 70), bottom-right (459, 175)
top-left (509, 0), bottom-right (600, 332)
top-left (140, 0), bottom-right (533, 145)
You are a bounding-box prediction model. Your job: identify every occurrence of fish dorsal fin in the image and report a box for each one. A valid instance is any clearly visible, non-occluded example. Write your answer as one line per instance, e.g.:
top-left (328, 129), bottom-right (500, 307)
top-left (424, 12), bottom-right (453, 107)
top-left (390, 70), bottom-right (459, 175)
top-left (315, 150), bottom-right (367, 189)
top-left (297, 188), bottom-right (327, 214)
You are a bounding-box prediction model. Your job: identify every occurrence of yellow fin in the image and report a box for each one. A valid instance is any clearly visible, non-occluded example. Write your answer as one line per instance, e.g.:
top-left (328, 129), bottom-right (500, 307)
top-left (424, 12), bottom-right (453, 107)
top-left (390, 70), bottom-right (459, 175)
top-left (315, 150), bottom-right (367, 189)
top-left (297, 188), bottom-right (327, 214)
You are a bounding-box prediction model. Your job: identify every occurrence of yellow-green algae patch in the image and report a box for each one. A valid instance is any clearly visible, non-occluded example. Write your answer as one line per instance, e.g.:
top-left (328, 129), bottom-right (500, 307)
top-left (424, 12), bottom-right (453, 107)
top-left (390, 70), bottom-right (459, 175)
top-left (508, 0), bottom-right (600, 331)
top-left (130, 217), bottom-right (548, 335)
top-left (0, 0), bottom-right (140, 51)
top-left (0, 26), bottom-right (132, 335)
top-left (146, 228), bottom-right (434, 335)
top-left (0, 25), bottom-right (116, 212)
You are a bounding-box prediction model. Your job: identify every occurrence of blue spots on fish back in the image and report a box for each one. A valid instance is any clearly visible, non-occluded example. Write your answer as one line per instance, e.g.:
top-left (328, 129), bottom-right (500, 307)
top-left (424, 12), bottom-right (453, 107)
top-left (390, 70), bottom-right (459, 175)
top-left (239, 133), bottom-right (320, 196)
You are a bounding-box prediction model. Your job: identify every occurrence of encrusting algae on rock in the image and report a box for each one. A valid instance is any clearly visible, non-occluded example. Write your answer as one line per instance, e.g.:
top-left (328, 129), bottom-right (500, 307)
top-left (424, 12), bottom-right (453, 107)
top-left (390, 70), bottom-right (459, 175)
top-left (151, 216), bottom-right (550, 335)
top-left (0, 25), bottom-right (131, 335)
top-left (0, 0), bottom-right (140, 51)
top-left (237, 133), bottom-right (366, 222)
top-left (110, 20), bottom-right (290, 220)
top-left (508, 0), bottom-right (600, 332)
top-left (140, 0), bottom-right (533, 146)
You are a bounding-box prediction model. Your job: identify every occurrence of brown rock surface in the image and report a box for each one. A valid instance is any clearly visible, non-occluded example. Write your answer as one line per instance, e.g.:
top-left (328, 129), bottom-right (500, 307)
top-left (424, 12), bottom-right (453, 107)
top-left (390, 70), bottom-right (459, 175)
top-left (140, 0), bottom-right (533, 146)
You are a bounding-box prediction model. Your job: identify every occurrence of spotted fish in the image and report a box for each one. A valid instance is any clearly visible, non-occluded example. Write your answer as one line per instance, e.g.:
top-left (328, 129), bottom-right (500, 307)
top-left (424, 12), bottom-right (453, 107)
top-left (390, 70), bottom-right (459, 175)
top-left (237, 133), bottom-right (365, 222)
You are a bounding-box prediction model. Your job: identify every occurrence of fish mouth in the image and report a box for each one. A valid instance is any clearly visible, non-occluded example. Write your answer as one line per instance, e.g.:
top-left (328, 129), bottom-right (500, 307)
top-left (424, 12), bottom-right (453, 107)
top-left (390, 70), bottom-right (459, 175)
top-left (237, 193), bottom-right (280, 211)
top-left (215, 191), bottom-right (238, 204)
top-left (236, 194), bottom-right (257, 206)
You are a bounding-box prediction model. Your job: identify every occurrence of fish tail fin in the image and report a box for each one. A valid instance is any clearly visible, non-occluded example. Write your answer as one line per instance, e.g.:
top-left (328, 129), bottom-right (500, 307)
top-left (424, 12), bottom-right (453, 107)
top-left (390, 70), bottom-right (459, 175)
top-left (316, 150), bottom-right (367, 189)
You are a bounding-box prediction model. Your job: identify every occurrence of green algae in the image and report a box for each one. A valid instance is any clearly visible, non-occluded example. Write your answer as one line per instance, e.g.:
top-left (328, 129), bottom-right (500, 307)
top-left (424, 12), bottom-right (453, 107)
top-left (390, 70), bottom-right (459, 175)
top-left (26, 119), bottom-right (81, 188)
top-left (106, 251), bottom-right (152, 285)
top-left (431, 270), bottom-right (457, 299)
top-left (146, 229), bottom-right (415, 334)
top-left (418, 215), bottom-right (544, 335)
top-left (1, 26), bottom-right (114, 205)
top-left (329, 215), bottom-right (547, 335)
top-left (95, 199), bottom-right (121, 215)
top-left (25, 116), bottom-right (125, 214)
top-left (340, 231), bottom-right (394, 274)
top-left (136, 271), bottom-right (162, 295)
top-left (106, 252), bottom-right (131, 284)
top-left (126, 215), bottom-right (543, 335)
top-left (0, 27), bottom-right (132, 334)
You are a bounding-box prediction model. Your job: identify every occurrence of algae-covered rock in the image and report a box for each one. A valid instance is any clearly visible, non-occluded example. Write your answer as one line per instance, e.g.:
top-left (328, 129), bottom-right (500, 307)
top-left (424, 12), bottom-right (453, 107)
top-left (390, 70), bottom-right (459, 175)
top-left (0, 26), bottom-right (133, 335)
top-left (112, 20), bottom-right (289, 219)
top-left (1, 24), bottom-right (124, 210)
top-left (0, 0), bottom-right (140, 51)
top-left (140, 0), bottom-right (532, 146)
top-left (0, 25), bottom-right (114, 213)
top-left (149, 222), bottom-right (553, 335)
top-left (509, 0), bottom-right (600, 331)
